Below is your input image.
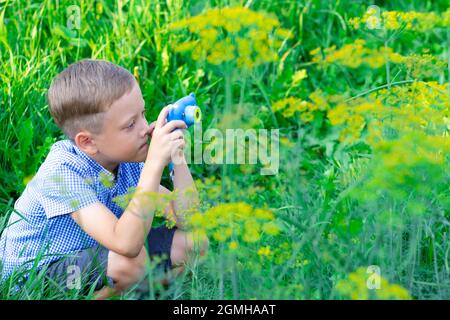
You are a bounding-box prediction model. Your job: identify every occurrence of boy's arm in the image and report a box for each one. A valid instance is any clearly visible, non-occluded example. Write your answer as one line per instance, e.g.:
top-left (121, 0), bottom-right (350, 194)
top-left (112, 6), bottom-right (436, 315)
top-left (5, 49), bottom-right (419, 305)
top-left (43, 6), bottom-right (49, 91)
top-left (171, 154), bottom-right (200, 228)
top-left (159, 166), bottom-right (200, 230)
top-left (71, 161), bottom-right (164, 258)
top-left (71, 106), bottom-right (187, 258)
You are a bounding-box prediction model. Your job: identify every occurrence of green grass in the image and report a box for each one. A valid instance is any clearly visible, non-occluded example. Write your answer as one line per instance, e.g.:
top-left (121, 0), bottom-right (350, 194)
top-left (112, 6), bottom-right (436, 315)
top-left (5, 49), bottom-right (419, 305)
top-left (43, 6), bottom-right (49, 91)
top-left (1, 0), bottom-right (449, 299)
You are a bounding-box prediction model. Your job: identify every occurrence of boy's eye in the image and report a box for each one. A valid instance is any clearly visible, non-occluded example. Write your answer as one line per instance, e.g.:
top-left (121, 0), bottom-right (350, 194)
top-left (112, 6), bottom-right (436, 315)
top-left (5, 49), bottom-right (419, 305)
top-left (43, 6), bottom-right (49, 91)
top-left (127, 120), bottom-right (136, 129)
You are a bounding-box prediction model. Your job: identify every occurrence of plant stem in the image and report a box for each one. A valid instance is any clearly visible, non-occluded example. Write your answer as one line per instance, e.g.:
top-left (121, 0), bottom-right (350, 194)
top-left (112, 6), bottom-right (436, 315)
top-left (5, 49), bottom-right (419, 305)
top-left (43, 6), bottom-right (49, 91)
top-left (384, 36), bottom-right (391, 90)
top-left (345, 80), bottom-right (414, 102)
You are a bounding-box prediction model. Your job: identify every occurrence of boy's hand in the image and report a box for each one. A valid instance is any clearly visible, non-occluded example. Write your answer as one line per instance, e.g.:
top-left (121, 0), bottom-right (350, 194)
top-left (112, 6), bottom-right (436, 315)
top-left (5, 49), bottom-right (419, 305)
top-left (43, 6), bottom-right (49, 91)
top-left (146, 105), bottom-right (187, 167)
top-left (148, 121), bottom-right (156, 138)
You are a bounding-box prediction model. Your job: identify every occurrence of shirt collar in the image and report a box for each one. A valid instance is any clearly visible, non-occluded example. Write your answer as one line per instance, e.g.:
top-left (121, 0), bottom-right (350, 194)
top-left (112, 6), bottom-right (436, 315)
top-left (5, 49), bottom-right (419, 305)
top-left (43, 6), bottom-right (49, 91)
top-left (69, 140), bottom-right (121, 184)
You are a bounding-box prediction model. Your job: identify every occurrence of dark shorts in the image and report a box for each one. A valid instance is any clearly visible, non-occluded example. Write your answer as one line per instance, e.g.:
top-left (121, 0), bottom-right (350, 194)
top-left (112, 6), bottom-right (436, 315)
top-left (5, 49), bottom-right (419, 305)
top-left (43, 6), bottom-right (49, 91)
top-left (42, 225), bottom-right (177, 293)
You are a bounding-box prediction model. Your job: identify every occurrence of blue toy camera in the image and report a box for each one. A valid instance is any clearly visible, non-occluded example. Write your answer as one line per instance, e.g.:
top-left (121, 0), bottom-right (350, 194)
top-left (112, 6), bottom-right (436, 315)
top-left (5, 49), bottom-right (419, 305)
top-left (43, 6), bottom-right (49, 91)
top-left (167, 93), bottom-right (201, 175)
top-left (167, 93), bottom-right (201, 127)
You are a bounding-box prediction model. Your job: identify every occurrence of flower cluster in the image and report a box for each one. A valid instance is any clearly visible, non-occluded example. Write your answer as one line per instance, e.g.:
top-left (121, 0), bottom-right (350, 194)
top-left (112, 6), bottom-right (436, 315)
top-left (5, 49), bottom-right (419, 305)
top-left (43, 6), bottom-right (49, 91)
top-left (399, 53), bottom-right (447, 79)
top-left (271, 89), bottom-right (334, 123)
top-left (187, 202), bottom-right (281, 250)
top-left (310, 39), bottom-right (405, 69)
top-left (195, 176), bottom-right (265, 204)
top-left (326, 81), bottom-right (448, 144)
top-left (357, 130), bottom-right (449, 206)
top-left (324, 81), bottom-right (449, 211)
top-left (272, 97), bottom-right (308, 119)
top-left (112, 187), bottom-right (179, 227)
top-left (170, 6), bottom-right (293, 69)
top-left (327, 98), bottom-right (381, 143)
top-left (311, 39), bottom-right (447, 79)
top-left (95, 1), bottom-right (103, 20)
top-left (348, 7), bottom-right (450, 31)
top-left (367, 81), bottom-right (449, 143)
top-left (360, 83), bottom-right (448, 205)
top-left (335, 267), bottom-right (412, 300)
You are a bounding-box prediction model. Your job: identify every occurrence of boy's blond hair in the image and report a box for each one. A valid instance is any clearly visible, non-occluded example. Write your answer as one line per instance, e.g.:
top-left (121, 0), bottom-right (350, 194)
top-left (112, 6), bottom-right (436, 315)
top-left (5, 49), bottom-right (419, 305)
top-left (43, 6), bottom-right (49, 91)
top-left (47, 59), bottom-right (136, 140)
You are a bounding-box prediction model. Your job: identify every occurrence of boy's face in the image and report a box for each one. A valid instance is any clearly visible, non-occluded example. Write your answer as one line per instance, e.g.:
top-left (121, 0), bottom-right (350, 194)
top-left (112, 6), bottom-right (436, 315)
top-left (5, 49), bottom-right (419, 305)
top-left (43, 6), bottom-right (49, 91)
top-left (75, 81), bottom-right (152, 173)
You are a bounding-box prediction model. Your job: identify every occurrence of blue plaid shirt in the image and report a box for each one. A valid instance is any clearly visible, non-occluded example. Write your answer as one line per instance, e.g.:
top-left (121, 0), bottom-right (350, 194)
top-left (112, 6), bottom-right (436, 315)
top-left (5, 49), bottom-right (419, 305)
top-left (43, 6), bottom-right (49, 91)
top-left (0, 140), bottom-right (144, 280)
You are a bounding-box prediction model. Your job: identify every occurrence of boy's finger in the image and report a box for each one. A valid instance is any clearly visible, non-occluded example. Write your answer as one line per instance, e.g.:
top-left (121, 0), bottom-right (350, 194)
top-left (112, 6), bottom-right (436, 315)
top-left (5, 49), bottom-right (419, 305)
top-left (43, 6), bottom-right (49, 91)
top-left (155, 105), bottom-right (171, 129)
top-left (169, 129), bottom-right (184, 140)
top-left (147, 121), bottom-right (156, 137)
top-left (162, 120), bottom-right (187, 133)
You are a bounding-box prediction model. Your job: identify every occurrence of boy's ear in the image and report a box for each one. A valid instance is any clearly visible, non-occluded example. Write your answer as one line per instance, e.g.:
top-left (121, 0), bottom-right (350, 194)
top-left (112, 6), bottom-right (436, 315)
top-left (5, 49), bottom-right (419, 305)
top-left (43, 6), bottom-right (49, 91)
top-left (74, 131), bottom-right (99, 155)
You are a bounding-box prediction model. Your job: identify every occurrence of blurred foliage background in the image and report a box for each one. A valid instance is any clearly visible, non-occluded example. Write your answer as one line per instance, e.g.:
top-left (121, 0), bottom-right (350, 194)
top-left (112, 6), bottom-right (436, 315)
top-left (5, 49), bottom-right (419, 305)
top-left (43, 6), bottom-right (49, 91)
top-left (0, 0), bottom-right (449, 299)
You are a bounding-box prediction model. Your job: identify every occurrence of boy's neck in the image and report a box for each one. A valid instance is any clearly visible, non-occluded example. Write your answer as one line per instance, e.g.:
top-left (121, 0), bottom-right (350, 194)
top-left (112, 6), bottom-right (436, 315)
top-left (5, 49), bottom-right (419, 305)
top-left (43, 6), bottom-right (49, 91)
top-left (112, 165), bottom-right (119, 178)
top-left (71, 139), bottom-right (119, 176)
top-left (89, 152), bottom-right (119, 176)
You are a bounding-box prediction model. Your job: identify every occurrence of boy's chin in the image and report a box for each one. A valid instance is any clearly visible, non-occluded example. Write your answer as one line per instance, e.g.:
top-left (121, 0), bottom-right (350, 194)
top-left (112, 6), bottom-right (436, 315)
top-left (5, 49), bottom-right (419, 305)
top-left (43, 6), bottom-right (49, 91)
top-left (118, 153), bottom-right (146, 163)
top-left (137, 154), bottom-right (147, 162)
top-left (134, 151), bottom-right (148, 163)
top-left (126, 155), bottom-right (146, 163)
top-left (119, 147), bottom-right (148, 163)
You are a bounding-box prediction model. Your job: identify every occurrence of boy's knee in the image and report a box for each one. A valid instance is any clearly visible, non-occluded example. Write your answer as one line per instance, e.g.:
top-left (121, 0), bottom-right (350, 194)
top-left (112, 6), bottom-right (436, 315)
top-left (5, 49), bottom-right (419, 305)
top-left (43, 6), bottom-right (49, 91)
top-left (171, 230), bottom-right (209, 265)
top-left (185, 231), bottom-right (209, 257)
top-left (106, 247), bottom-right (147, 292)
top-left (195, 233), bottom-right (209, 256)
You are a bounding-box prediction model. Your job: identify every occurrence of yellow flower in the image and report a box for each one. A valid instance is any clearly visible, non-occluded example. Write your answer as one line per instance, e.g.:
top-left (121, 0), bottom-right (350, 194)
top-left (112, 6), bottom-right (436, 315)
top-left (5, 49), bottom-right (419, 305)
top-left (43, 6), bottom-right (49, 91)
top-left (365, 55), bottom-right (385, 68)
top-left (262, 221), bottom-right (280, 236)
top-left (272, 99), bottom-right (289, 113)
top-left (95, 1), bottom-right (103, 20)
top-left (190, 212), bottom-right (204, 227)
top-left (296, 100), bottom-right (308, 112)
top-left (300, 111), bottom-right (314, 123)
top-left (383, 11), bottom-right (401, 30)
top-left (378, 284), bottom-right (412, 300)
top-left (314, 39), bottom-right (412, 70)
top-left (228, 241), bottom-right (238, 250)
top-left (213, 230), bottom-right (228, 242)
top-left (282, 106), bottom-right (296, 118)
top-left (327, 104), bottom-right (349, 126)
top-left (348, 17), bottom-right (361, 29)
top-left (274, 28), bottom-right (293, 39)
top-left (243, 220), bottom-right (261, 243)
top-left (174, 40), bottom-right (198, 53)
top-left (237, 38), bottom-right (252, 57)
top-left (280, 137), bottom-right (295, 148)
top-left (347, 114), bottom-right (365, 131)
top-left (171, 6), bottom-right (288, 69)
top-left (223, 21), bottom-right (241, 33)
top-left (336, 267), bottom-right (412, 300)
top-left (236, 202), bottom-right (253, 218)
top-left (271, 97), bottom-right (306, 119)
top-left (201, 28), bottom-right (219, 42)
top-left (254, 208), bottom-right (274, 220)
top-left (295, 258), bottom-right (310, 268)
top-left (243, 230), bottom-right (260, 243)
top-left (257, 246), bottom-right (271, 256)
top-left (292, 69), bottom-right (308, 84)
top-left (186, 201), bottom-right (279, 248)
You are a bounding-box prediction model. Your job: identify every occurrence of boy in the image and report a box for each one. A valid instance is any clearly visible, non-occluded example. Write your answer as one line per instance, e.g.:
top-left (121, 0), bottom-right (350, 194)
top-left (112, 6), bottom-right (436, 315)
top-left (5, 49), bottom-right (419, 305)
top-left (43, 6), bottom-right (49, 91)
top-left (0, 59), bottom-right (208, 299)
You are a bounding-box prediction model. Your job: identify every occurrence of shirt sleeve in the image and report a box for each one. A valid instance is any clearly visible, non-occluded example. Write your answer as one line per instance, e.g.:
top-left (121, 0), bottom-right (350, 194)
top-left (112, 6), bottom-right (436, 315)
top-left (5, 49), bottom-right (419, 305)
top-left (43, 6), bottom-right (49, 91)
top-left (38, 163), bottom-right (99, 219)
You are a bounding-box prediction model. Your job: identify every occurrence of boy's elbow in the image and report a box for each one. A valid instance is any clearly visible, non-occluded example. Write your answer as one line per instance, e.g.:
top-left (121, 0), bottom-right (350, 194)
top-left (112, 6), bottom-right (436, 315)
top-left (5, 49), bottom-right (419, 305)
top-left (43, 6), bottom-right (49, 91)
top-left (111, 222), bottom-right (142, 258)
top-left (123, 248), bottom-right (142, 259)
top-left (114, 242), bottom-right (142, 258)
